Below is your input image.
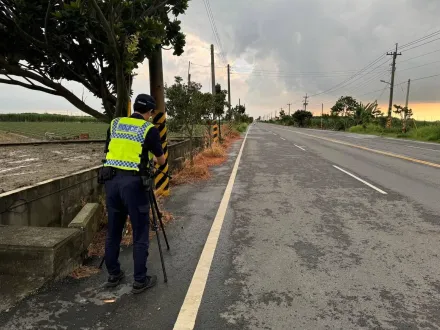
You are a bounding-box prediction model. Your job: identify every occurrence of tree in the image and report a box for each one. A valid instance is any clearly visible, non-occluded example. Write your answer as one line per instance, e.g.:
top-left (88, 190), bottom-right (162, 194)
top-left (354, 101), bottom-right (383, 127)
top-left (0, 0), bottom-right (189, 121)
top-left (165, 76), bottom-right (211, 164)
top-left (292, 110), bottom-right (313, 127)
top-left (331, 96), bottom-right (359, 117)
top-left (213, 84), bottom-right (227, 119)
top-left (279, 109), bottom-right (286, 117)
top-left (393, 104), bottom-right (413, 133)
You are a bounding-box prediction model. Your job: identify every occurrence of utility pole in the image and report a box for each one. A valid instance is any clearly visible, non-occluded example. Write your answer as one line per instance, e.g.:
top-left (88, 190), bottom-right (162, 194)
top-left (227, 64), bottom-right (231, 119)
top-left (149, 46), bottom-right (169, 195)
top-left (188, 61), bottom-right (191, 86)
top-left (303, 94), bottom-right (309, 111)
top-left (321, 103), bottom-right (324, 129)
top-left (211, 44), bottom-right (216, 95)
top-left (405, 79), bottom-right (411, 109)
top-left (287, 103), bottom-right (291, 116)
top-left (386, 43), bottom-right (402, 126)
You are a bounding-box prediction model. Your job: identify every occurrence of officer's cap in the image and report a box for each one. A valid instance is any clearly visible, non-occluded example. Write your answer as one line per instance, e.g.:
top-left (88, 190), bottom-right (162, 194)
top-left (134, 94), bottom-right (156, 113)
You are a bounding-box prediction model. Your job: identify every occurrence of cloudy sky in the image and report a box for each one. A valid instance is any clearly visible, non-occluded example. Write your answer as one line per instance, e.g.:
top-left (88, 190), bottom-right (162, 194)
top-left (1, 0), bottom-right (440, 119)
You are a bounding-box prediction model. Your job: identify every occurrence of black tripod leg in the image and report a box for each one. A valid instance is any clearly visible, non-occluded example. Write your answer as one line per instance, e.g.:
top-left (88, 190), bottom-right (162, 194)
top-left (151, 192), bottom-right (170, 251)
top-left (98, 256), bottom-right (105, 269)
top-left (150, 191), bottom-right (168, 283)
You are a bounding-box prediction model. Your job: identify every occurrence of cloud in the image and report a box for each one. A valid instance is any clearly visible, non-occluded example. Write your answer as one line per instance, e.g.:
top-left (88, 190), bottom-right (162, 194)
top-left (1, 0), bottom-right (440, 119)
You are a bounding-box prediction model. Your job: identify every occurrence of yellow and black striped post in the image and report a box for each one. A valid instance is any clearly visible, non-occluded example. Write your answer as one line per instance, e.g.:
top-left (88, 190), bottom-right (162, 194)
top-left (386, 116), bottom-right (392, 129)
top-left (149, 46), bottom-right (169, 196)
top-left (213, 122), bottom-right (219, 144)
top-left (153, 111), bottom-right (169, 196)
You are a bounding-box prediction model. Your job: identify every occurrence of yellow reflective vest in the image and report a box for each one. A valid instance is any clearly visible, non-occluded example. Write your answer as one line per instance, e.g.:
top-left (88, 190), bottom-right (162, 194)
top-left (104, 117), bottom-right (154, 171)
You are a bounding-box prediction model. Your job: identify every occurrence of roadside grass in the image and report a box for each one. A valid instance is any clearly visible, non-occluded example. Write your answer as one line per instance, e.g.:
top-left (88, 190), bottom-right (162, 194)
top-left (348, 124), bottom-right (440, 143)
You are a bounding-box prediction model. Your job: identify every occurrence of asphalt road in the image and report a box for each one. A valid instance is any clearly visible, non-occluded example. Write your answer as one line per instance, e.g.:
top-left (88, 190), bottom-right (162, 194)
top-left (1, 123), bottom-right (440, 329)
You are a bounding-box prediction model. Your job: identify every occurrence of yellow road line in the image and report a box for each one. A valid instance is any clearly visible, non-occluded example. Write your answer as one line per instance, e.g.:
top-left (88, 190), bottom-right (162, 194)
top-left (278, 128), bottom-right (440, 169)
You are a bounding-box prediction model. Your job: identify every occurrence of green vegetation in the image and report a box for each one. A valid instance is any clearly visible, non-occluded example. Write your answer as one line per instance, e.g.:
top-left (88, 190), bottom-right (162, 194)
top-left (266, 94), bottom-right (440, 144)
top-left (235, 123), bottom-right (249, 133)
top-left (1, 0), bottom-right (189, 120)
top-left (0, 121), bottom-right (108, 140)
top-left (346, 123), bottom-right (440, 142)
top-left (0, 113), bottom-right (97, 123)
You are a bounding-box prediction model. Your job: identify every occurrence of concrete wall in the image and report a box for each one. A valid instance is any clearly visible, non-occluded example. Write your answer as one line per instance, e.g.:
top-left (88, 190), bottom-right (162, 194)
top-left (168, 137), bottom-right (204, 173)
top-left (0, 138), bottom-right (204, 227)
top-left (0, 166), bottom-right (102, 227)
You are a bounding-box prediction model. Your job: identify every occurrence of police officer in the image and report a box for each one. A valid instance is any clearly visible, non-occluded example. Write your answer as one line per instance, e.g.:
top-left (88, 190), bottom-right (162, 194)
top-left (103, 94), bottom-right (165, 294)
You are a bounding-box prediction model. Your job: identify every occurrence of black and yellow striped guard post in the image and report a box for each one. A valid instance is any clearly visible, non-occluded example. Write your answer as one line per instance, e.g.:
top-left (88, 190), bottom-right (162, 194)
top-left (213, 122), bottom-right (219, 144)
top-left (153, 111), bottom-right (170, 196)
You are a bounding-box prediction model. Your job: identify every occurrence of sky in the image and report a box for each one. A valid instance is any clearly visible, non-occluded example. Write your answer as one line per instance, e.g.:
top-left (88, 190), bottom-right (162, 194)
top-left (1, 0), bottom-right (440, 120)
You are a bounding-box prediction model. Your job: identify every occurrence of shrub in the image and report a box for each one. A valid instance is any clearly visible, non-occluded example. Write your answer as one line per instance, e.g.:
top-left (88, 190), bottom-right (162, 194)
top-left (235, 123), bottom-right (248, 133)
top-left (409, 125), bottom-right (440, 142)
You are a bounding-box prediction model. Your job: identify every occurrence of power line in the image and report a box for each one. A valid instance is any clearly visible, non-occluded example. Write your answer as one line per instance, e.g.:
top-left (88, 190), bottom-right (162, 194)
top-left (399, 29), bottom-right (440, 50)
top-left (401, 36), bottom-right (440, 52)
top-left (357, 72), bottom-right (440, 98)
top-left (376, 86), bottom-right (389, 100)
top-left (400, 48), bottom-right (440, 63)
top-left (397, 59), bottom-right (440, 72)
top-left (203, 0), bottom-right (227, 65)
top-left (191, 62), bottom-right (224, 68)
top-left (308, 53), bottom-right (388, 97)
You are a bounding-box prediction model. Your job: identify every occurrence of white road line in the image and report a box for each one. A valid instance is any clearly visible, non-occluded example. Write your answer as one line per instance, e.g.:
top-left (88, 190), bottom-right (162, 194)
top-left (273, 133), bottom-right (277, 136)
top-left (294, 144), bottom-right (306, 151)
top-left (281, 137), bottom-right (286, 141)
top-left (333, 165), bottom-right (387, 195)
top-left (402, 144), bottom-right (440, 152)
top-left (173, 127), bottom-right (251, 330)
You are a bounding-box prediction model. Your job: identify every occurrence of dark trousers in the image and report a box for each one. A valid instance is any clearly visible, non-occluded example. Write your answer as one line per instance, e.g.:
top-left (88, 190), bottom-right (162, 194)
top-left (104, 175), bottom-right (150, 283)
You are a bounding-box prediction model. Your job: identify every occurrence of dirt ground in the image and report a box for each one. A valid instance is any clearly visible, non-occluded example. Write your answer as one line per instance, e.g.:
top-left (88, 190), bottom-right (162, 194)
top-left (0, 143), bottom-right (104, 193)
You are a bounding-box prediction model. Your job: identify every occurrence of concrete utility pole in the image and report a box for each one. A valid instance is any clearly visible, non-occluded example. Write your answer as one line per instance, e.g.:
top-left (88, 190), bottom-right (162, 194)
top-left (386, 43), bottom-right (402, 123)
top-left (188, 61), bottom-right (191, 86)
top-left (211, 44), bottom-right (216, 95)
top-left (303, 94), bottom-right (309, 111)
top-left (227, 64), bottom-right (231, 118)
top-left (149, 46), bottom-right (169, 195)
top-left (321, 103), bottom-right (324, 129)
top-left (287, 103), bottom-right (291, 116)
top-left (405, 79), bottom-right (411, 109)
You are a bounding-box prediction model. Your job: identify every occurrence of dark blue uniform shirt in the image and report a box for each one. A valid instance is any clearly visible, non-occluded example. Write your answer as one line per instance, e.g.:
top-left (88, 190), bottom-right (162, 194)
top-left (105, 113), bottom-right (164, 159)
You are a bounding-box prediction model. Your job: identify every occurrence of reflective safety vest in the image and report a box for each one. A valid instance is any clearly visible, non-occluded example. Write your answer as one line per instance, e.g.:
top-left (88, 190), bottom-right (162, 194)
top-left (104, 117), bottom-right (154, 171)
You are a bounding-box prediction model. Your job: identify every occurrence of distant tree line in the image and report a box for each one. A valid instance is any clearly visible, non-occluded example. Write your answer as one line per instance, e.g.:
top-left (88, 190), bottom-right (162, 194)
top-left (266, 95), bottom-right (422, 134)
top-left (0, 113), bottom-right (98, 123)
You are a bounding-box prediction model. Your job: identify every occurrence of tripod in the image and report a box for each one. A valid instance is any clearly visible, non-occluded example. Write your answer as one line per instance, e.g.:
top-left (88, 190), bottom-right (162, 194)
top-left (98, 173), bottom-right (171, 283)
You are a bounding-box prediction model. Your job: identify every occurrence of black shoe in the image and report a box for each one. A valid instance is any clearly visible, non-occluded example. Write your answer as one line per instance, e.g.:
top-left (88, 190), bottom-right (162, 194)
top-left (105, 271), bottom-right (125, 288)
top-left (132, 275), bottom-right (157, 294)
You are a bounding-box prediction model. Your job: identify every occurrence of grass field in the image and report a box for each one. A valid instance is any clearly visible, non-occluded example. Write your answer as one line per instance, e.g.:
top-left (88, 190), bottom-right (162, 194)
top-left (0, 121), bottom-right (109, 140)
top-left (0, 121), bottom-right (205, 141)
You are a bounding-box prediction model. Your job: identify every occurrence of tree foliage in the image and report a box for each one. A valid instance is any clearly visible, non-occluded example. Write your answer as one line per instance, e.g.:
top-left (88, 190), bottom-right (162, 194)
top-left (0, 0), bottom-right (189, 121)
top-left (212, 83), bottom-right (227, 118)
top-left (165, 76), bottom-right (211, 163)
top-left (354, 101), bottom-right (383, 127)
top-left (331, 96), bottom-right (358, 117)
top-left (394, 104), bottom-right (413, 133)
top-left (292, 110), bottom-right (313, 127)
